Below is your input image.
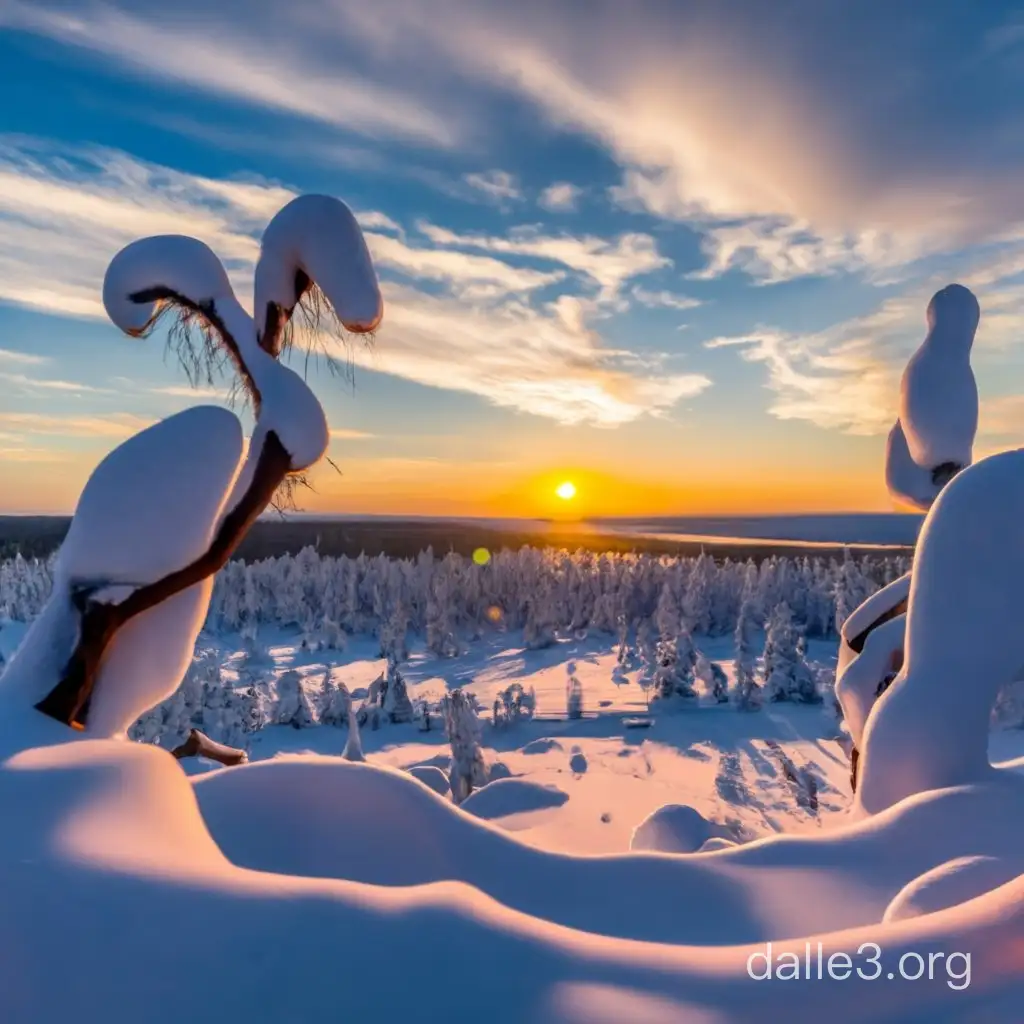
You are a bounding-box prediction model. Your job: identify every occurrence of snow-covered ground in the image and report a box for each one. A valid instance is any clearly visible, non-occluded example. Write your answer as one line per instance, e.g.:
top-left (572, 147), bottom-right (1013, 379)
top-left (8, 606), bottom-right (1024, 863)
top-left (178, 628), bottom-right (853, 854)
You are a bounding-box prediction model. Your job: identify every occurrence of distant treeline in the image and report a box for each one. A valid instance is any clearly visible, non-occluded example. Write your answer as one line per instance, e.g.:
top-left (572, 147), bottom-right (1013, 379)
top-left (0, 515), bottom-right (913, 565)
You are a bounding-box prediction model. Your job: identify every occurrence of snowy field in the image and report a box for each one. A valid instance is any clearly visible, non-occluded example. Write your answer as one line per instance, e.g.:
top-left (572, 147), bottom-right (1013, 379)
top-left (5, 542), bottom-right (1024, 858)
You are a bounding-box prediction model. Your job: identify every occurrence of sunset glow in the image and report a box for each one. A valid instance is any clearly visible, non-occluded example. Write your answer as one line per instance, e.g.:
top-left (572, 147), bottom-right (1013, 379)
top-left (2, 3), bottom-right (1017, 521)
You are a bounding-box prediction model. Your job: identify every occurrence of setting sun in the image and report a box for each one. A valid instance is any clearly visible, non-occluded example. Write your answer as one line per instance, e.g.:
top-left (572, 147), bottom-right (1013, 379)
top-left (556, 481), bottom-right (577, 501)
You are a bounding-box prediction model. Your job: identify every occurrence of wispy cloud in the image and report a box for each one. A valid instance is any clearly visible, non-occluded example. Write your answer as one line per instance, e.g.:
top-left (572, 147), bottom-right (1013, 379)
top-left (0, 371), bottom-right (107, 394)
top-left (463, 170), bottom-right (522, 207)
top-left (0, 1), bottom-right (460, 147)
top-left (0, 411), bottom-right (155, 438)
top-left (320, 0), bottom-right (1024, 285)
top-left (416, 222), bottom-right (668, 303)
top-left (538, 182), bottom-right (582, 213)
top-left (704, 246), bottom-right (1024, 436)
top-left (687, 218), bottom-right (935, 286)
top-left (356, 282), bottom-right (710, 425)
top-left (0, 347), bottom-right (48, 366)
top-left (0, 445), bottom-right (68, 463)
top-left (631, 287), bottom-right (702, 311)
top-left (329, 428), bottom-right (375, 440)
top-left (368, 233), bottom-right (565, 300)
top-left (0, 136), bottom-right (704, 427)
top-left (145, 384), bottom-right (226, 400)
top-left (355, 210), bottom-right (403, 235)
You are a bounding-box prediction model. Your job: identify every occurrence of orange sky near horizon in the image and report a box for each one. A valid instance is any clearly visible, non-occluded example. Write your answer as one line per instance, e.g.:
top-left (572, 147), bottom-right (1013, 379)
top-left (0, 446), bottom-right (904, 520)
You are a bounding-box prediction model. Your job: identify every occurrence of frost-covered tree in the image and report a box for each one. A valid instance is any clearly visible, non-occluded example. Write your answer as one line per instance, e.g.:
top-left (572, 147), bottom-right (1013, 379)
top-left (683, 553), bottom-right (714, 636)
top-left (313, 614), bottom-right (347, 652)
top-left (653, 626), bottom-right (697, 702)
top-left (655, 581), bottom-right (680, 640)
top-left (426, 572), bottom-right (460, 658)
top-left (383, 663), bottom-right (414, 724)
top-left (762, 603), bottom-right (819, 703)
top-left (379, 600), bottom-right (409, 664)
top-left (732, 594), bottom-right (762, 711)
top-left (834, 548), bottom-right (872, 637)
top-left (443, 689), bottom-right (487, 804)
top-left (492, 682), bottom-right (536, 728)
top-left (566, 661), bottom-right (583, 719)
top-left (343, 705), bottom-right (366, 761)
top-left (615, 612), bottom-right (630, 664)
top-left (523, 580), bottom-right (557, 650)
top-left (318, 671), bottom-right (352, 727)
top-left (275, 669), bottom-right (317, 728)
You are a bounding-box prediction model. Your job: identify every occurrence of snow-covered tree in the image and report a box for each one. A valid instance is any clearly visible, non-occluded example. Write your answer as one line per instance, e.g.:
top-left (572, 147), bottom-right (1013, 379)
top-left (732, 593), bottom-right (762, 711)
top-left (425, 574), bottom-right (460, 658)
top-left (443, 689), bottom-right (487, 804)
top-left (566, 661), bottom-right (583, 719)
top-left (492, 682), bottom-right (536, 728)
top-left (343, 705), bottom-right (366, 761)
top-left (762, 603), bottom-right (820, 703)
top-left (318, 670), bottom-right (352, 727)
top-left (615, 612), bottom-right (630, 664)
top-left (275, 669), bottom-right (317, 728)
top-left (655, 580), bottom-right (680, 640)
top-left (653, 625), bottom-right (698, 702)
top-left (683, 553), bottom-right (714, 636)
top-left (383, 663), bottom-right (414, 724)
top-left (523, 581), bottom-right (557, 650)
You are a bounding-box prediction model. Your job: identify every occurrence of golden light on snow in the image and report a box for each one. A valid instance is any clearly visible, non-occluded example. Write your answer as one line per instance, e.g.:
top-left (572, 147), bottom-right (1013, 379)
top-left (556, 481), bottom-right (577, 501)
top-left (472, 547), bottom-right (491, 565)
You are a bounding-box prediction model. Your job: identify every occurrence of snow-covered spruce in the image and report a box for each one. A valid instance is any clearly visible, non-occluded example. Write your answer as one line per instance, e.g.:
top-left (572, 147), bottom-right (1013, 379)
top-left (762, 603), bottom-right (820, 704)
top-left (443, 688), bottom-right (488, 804)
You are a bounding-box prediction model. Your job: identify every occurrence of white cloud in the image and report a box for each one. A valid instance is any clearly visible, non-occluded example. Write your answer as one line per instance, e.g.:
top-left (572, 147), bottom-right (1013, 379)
top-left (325, 2), bottom-right (1024, 285)
top-left (703, 245), bottom-right (1024, 436)
top-left (329, 428), bottom-right (375, 440)
top-left (0, 411), bottom-right (155, 438)
top-left (687, 218), bottom-right (937, 286)
top-left (463, 170), bottom-right (522, 205)
top-left (367, 233), bottom-right (565, 300)
top-left (361, 283), bottom-right (711, 426)
top-left (0, 347), bottom-right (48, 366)
top-left (0, 1), bottom-right (459, 147)
top-left (0, 372), bottom-right (107, 394)
top-left (355, 210), bottom-right (402, 234)
top-left (145, 384), bottom-right (225, 399)
top-left (0, 136), bottom-right (706, 428)
top-left (631, 286), bottom-right (702, 311)
top-left (416, 222), bottom-right (669, 303)
top-left (539, 182), bottom-right (582, 212)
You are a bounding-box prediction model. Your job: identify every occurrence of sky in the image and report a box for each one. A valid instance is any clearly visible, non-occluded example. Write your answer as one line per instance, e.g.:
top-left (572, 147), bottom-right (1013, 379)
top-left (2, 0), bottom-right (1024, 519)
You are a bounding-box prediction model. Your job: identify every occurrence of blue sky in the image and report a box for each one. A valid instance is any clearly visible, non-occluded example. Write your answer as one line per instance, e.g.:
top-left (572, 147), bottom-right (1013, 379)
top-left (2, 0), bottom-right (1024, 516)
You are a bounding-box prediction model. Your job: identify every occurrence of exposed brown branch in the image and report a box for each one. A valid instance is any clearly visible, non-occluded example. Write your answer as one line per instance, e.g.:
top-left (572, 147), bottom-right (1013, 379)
top-left (258, 268), bottom-right (374, 388)
top-left (129, 286), bottom-right (260, 411)
top-left (35, 431), bottom-right (294, 729)
top-left (171, 728), bottom-right (248, 767)
top-left (846, 597), bottom-right (909, 655)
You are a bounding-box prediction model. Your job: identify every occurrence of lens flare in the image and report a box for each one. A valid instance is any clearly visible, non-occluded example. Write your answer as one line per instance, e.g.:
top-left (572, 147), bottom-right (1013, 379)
top-left (472, 547), bottom-right (491, 565)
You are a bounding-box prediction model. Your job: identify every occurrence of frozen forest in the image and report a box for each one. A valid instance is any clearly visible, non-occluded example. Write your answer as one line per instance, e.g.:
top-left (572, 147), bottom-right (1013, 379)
top-left (0, 543), bottom-right (912, 749)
